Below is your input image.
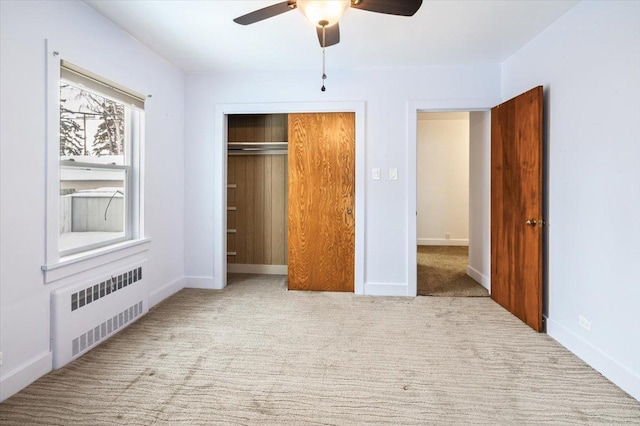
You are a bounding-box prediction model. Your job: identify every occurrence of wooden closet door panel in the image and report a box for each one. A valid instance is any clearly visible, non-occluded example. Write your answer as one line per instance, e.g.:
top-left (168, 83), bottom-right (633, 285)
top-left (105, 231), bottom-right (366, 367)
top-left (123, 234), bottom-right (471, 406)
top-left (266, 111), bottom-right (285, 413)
top-left (271, 155), bottom-right (287, 265)
top-left (234, 157), bottom-right (247, 264)
top-left (253, 115), bottom-right (266, 142)
top-left (264, 156), bottom-right (273, 264)
top-left (228, 114), bottom-right (287, 143)
top-left (252, 156), bottom-right (264, 263)
top-left (227, 155), bottom-right (236, 183)
top-left (227, 155), bottom-right (236, 225)
top-left (227, 156), bottom-right (237, 263)
top-left (268, 114), bottom-right (288, 142)
top-left (288, 113), bottom-right (355, 292)
top-left (228, 154), bottom-right (288, 266)
top-left (227, 210), bottom-right (236, 230)
top-left (244, 157), bottom-right (255, 263)
top-left (227, 232), bottom-right (236, 252)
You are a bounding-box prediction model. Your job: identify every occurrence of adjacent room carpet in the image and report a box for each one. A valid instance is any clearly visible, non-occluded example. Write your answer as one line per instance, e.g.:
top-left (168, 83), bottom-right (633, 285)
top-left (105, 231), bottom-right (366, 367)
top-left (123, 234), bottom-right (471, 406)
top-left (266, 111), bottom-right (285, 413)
top-left (417, 245), bottom-right (489, 297)
top-left (1, 274), bottom-right (638, 425)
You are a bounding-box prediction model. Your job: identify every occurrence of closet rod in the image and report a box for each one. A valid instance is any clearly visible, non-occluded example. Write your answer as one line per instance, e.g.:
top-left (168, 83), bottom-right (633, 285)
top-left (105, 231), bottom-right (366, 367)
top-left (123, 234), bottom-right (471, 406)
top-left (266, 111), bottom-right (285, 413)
top-left (228, 141), bottom-right (286, 147)
top-left (228, 141), bottom-right (288, 153)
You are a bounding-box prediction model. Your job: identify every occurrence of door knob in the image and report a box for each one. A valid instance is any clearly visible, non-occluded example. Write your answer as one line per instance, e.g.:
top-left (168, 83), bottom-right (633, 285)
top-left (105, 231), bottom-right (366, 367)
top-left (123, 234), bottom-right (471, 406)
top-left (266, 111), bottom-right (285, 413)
top-left (526, 219), bottom-right (537, 227)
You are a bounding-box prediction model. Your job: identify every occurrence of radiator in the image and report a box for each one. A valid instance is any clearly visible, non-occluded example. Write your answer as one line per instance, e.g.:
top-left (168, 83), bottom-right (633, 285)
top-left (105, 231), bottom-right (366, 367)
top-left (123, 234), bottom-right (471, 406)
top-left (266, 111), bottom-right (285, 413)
top-left (51, 261), bottom-right (149, 369)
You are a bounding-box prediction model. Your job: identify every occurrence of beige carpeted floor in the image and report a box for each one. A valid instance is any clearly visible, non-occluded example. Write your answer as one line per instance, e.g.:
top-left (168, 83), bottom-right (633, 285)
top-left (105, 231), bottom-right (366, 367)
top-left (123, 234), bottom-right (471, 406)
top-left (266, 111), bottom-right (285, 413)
top-left (1, 274), bottom-right (638, 425)
top-left (417, 245), bottom-right (489, 297)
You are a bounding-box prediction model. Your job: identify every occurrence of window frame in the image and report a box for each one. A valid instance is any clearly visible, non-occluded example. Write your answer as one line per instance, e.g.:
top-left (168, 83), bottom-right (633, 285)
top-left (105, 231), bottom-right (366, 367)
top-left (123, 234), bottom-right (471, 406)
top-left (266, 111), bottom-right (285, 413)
top-left (58, 160), bottom-right (132, 257)
top-left (43, 40), bottom-right (148, 281)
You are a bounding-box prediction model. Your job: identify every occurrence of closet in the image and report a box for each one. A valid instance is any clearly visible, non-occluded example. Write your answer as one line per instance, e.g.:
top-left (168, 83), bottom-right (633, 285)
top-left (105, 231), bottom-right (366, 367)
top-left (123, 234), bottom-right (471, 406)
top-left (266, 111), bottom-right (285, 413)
top-left (226, 114), bottom-right (288, 273)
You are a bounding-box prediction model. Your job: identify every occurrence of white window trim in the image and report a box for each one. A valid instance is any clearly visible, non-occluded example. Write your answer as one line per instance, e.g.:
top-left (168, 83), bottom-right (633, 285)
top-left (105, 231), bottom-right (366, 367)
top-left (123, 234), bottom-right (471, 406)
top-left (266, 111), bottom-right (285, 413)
top-left (42, 237), bottom-right (151, 284)
top-left (59, 161), bottom-right (132, 257)
top-left (43, 40), bottom-right (148, 284)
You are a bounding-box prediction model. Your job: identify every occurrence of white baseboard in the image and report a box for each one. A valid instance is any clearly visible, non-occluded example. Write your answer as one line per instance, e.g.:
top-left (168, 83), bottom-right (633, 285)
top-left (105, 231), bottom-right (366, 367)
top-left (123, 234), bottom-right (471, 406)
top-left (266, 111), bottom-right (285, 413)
top-left (467, 265), bottom-right (490, 293)
top-left (417, 238), bottom-right (469, 246)
top-left (547, 317), bottom-right (640, 401)
top-left (364, 282), bottom-right (409, 296)
top-left (227, 264), bottom-right (287, 275)
top-left (184, 276), bottom-right (223, 290)
top-left (0, 351), bottom-right (52, 402)
top-left (149, 276), bottom-right (185, 307)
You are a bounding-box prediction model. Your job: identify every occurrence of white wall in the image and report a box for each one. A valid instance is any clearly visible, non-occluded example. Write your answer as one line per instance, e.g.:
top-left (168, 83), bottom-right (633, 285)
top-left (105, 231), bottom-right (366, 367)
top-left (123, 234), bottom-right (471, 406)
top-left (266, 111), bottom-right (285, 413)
top-left (0, 0), bottom-right (185, 400)
top-left (416, 113), bottom-right (469, 246)
top-left (468, 111), bottom-right (491, 290)
top-left (184, 65), bottom-right (501, 292)
top-left (502, 0), bottom-right (640, 400)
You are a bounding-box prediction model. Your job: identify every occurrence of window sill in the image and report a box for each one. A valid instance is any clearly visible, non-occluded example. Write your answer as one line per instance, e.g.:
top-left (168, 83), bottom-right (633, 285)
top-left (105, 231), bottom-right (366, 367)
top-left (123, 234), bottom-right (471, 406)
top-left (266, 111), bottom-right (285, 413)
top-left (42, 238), bottom-right (151, 284)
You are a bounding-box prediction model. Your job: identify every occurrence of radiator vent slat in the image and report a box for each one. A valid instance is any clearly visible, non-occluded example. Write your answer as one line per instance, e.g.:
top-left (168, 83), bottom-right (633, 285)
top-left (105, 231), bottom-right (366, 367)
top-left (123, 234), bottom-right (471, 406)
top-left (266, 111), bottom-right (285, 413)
top-left (71, 301), bottom-right (143, 357)
top-left (70, 266), bottom-right (142, 312)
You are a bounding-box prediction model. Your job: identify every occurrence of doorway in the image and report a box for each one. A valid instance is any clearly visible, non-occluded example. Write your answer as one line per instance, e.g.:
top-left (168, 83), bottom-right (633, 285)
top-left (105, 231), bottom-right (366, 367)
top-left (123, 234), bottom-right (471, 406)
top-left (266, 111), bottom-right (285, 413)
top-left (408, 100), bottom-right (497, 298)
top-left (408, 88), bottom-right (544, 332)
top-left (225, 112), bottom-right (356, 293)
top-left (215, 102), bottom-right (366, 294)
top-left (416, 111), bottom-right (488, 297)
top-left (226, 114), bottom-right (289, 276)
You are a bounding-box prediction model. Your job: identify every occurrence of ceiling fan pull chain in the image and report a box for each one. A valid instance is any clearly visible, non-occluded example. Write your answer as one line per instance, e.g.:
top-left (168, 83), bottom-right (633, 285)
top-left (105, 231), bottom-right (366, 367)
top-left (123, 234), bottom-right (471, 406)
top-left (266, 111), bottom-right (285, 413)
top-left (321, 23), bottom-right (327, 92)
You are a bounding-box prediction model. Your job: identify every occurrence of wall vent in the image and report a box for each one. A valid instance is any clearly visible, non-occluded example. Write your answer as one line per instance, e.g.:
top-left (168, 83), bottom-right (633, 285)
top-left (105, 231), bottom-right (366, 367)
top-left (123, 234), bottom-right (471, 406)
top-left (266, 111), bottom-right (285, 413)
top-left (70, 266), bottom-right (142, 312)
top-left (51, 261), bottom-right (148, 369)
top-left (71, 301), bottom-right (143, 356)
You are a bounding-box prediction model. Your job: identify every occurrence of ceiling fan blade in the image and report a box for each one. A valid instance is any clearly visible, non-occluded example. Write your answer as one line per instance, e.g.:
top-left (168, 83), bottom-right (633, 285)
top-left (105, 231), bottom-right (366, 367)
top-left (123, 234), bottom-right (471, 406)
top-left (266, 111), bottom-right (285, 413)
top-left (351, 0), bottom-right (422, 16)
top-left (316, 23), bottom-right (340, 47)
top-left (233, 1), bottom-right (296, 25)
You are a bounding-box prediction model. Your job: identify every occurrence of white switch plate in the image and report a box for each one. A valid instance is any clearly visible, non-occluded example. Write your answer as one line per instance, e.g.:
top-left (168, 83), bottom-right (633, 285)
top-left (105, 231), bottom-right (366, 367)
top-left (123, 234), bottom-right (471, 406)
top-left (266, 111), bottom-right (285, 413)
top-left (372, 168), bottom-right (381, 180)
top-left (389, 168), bottom-right (398, 180)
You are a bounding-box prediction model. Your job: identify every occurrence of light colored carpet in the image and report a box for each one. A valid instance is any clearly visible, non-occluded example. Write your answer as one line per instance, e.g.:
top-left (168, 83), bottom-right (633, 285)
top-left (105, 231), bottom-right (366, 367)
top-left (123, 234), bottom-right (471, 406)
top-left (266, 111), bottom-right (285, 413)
top-left (1, 274), bottom-right (638, 425)
top-left (417, 245), bottom-right (489, 297)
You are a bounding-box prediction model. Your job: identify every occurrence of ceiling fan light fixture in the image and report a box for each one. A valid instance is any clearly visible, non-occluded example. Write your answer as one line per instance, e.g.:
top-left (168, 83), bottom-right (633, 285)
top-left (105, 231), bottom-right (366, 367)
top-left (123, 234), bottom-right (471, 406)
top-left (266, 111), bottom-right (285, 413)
top-left (297, 0), bottom-right (350, 27)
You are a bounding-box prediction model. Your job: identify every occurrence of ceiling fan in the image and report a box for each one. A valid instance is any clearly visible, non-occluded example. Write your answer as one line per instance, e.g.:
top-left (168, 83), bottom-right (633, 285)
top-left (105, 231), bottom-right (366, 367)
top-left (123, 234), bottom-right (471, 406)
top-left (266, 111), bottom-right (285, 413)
top-left (233, 0), bottom-right (423, 48)
top-left (233, 0), bottom-right (423, 91)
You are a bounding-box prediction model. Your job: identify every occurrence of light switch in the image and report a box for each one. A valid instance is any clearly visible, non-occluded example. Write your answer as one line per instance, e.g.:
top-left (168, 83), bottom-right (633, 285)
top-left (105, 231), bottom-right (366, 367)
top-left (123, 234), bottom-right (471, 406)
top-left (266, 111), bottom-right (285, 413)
top-left (389, 168), bottom-right (398, 180)
top-left (372, 168), bottom-right (381, 180)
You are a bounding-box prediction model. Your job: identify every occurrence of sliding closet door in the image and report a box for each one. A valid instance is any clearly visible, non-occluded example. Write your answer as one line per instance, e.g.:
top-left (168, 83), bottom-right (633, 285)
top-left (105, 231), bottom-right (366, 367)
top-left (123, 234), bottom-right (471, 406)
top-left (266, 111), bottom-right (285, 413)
top-left (288, 112), bottom-right (355, 292)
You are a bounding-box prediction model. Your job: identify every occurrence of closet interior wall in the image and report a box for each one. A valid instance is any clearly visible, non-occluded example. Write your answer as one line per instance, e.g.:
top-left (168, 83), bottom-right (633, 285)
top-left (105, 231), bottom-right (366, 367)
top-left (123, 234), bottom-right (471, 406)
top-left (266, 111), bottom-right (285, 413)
top-left (227, 114), bottom-right (288, 271)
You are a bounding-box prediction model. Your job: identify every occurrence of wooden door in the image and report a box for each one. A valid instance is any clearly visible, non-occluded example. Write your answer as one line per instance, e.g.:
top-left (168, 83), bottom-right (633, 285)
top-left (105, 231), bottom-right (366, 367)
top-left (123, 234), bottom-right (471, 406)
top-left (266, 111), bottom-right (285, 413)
top-left (288, 113), bottom-right (355, 291)
top-left (491, 86), bottom-right (544, 331)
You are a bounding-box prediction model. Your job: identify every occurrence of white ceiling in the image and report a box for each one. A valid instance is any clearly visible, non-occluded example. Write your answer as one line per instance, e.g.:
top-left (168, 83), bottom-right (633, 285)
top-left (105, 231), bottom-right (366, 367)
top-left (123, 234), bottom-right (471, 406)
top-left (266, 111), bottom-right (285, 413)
top-left (83, 0), bottom-right (579, 73)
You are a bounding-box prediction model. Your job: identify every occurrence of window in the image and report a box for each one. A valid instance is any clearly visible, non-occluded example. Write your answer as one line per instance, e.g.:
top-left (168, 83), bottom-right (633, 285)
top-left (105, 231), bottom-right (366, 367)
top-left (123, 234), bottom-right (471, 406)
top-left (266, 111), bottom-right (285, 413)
top-left (58, 61), bottom-right (144, 256)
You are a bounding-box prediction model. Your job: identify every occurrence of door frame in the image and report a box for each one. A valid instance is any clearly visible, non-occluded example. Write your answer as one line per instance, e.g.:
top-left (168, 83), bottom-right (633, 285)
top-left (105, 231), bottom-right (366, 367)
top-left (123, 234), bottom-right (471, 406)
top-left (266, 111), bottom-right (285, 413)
top-left (214, 102), bottom-right (366, 294)
top-left (407, 98), bottom-right (500, 297)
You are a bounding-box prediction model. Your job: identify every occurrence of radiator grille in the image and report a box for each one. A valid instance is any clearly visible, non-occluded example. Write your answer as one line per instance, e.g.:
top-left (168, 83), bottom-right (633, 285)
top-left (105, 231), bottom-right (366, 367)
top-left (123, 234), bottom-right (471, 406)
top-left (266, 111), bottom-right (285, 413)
top-left (71, 266), bottom-right (142, 312)
top-left (71, 301), bottom-right (143, 356)
top-left (51, 261), bottom-right (148, 369)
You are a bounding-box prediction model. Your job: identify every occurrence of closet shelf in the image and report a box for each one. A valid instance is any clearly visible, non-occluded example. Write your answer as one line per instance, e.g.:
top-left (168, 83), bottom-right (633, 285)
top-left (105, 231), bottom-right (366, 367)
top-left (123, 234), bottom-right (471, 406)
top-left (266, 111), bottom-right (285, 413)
top-left (227, 141), bottom-right (287, 152)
